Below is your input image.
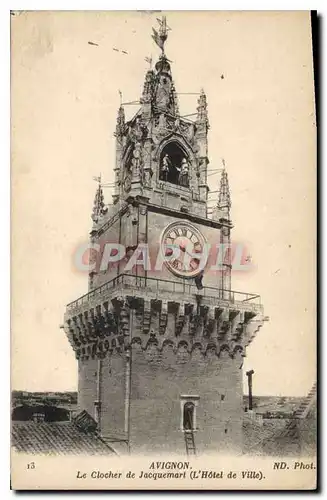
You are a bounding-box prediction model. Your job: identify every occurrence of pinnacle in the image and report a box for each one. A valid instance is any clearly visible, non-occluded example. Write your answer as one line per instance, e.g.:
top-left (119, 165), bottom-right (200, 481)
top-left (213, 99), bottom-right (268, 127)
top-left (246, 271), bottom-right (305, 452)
top-left (218, 167), bottom-right (231, 213)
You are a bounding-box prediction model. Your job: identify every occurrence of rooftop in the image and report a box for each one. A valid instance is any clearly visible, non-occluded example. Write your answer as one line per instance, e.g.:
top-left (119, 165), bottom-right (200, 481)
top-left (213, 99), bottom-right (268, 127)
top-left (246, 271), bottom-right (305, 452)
top-left (11, 421), bottom-right (116, 456)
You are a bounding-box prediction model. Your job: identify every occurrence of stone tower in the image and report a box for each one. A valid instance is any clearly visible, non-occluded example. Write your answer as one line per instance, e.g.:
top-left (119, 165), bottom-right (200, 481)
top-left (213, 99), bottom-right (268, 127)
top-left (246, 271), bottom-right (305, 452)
top-left (64, 17), bottom-right (264, 455)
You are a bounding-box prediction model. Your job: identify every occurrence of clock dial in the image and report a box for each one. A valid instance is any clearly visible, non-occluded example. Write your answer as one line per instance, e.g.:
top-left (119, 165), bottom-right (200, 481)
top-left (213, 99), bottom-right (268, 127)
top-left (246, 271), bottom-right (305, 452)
top-left (161, 222), bottom-right (206, 278)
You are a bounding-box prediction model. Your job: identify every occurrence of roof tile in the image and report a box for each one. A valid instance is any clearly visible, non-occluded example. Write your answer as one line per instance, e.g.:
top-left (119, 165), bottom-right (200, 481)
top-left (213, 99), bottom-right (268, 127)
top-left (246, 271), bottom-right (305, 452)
top-left (11, 421), bottom-right (116, 456)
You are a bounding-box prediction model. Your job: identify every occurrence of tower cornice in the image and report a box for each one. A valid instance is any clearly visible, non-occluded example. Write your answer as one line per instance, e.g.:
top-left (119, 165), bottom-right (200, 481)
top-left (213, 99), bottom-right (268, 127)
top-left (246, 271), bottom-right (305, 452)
top-left (64, 273), bottom-right (264, 363)
top-left (93, 195), bottom-right (233, 238)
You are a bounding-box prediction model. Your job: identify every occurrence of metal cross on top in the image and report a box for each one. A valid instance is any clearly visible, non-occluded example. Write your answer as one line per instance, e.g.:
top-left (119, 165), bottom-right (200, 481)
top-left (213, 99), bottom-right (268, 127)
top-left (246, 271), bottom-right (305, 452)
top-left (152, 15), bottom-right (171, 54)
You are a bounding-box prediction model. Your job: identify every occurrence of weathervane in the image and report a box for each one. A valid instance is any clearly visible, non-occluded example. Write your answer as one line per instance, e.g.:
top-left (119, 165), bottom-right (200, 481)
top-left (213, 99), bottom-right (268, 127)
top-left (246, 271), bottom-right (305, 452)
top-left (152, 16), bottom-right (171, 55)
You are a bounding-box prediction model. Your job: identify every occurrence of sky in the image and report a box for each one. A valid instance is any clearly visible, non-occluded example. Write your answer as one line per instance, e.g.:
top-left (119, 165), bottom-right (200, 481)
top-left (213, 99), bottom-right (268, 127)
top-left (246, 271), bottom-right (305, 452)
top-left (11, 11), bottom-right (316, 396)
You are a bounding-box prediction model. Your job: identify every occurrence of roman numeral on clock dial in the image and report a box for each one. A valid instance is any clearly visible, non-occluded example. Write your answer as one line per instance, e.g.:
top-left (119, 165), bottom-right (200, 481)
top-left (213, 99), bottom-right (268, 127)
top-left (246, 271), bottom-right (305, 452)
top-left (172, 259), bottom-right (183, 271)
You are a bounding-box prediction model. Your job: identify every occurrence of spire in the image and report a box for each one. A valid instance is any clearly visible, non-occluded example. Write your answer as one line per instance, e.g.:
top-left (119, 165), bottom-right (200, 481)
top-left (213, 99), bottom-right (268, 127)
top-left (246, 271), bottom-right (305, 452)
top-left (217, 166), bottom-right (231, 219)
top-left (148, 16), bottom-right (179, 116)
top-left (152, 55), bottom-right (177, 115)
top-left (196, 89), bottom-right (209, 127)
top-left (92, 176), bottom-right (107, 224)
top-left (140, 69), bottom-right (155, 104)
top-left (171, 80), bottom-right (179, 116)
top-left (115, 104), bottom-right (125, 136)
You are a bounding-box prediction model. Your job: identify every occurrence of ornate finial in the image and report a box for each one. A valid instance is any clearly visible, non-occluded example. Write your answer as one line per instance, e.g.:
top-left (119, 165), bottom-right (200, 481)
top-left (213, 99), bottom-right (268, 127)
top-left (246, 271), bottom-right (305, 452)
top-left (171, 81), bottom-right (179, 116)
top-left (140, 69), bottom-right (155, 104)
top-left (218, 162), bottom-right (231, 216)
top-left (116, 104), bottom-right (125, 136)
top-left (92, 175), bottom-right (107, 223)
top-left (197, 89), bottom-right (209, 124)
top-left (152, 16), bottom-right (171, 54)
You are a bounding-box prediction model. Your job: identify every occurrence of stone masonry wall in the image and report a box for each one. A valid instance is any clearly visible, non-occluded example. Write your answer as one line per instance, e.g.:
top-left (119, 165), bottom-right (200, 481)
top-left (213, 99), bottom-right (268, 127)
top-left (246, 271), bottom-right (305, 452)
top-left (78, 358), bottom-right (98, 418)
top-left (78, 353), bottom-right (126, 439)
top-left (129, 343), bottom-right (243, 455)
top-left (100, 352), bottom-right (126, 439)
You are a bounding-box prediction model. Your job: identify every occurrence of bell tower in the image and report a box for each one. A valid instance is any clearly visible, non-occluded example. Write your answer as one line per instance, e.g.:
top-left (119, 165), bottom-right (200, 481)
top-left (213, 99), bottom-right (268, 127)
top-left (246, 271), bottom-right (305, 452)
top-left (113, 44), bottom-right (209, 218)
top-left (64, 17), bottom-right (264, 455)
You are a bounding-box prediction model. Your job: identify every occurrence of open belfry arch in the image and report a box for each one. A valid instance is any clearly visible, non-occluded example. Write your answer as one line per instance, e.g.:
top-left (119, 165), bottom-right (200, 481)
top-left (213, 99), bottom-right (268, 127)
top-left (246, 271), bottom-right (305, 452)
top-left (63, 16), bottom-right (265, 455)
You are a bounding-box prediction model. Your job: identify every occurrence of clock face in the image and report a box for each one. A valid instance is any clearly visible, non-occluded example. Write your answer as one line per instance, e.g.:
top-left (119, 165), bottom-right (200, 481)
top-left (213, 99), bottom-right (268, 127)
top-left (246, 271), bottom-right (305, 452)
top-left (161, 222), bottom-right (206, 278)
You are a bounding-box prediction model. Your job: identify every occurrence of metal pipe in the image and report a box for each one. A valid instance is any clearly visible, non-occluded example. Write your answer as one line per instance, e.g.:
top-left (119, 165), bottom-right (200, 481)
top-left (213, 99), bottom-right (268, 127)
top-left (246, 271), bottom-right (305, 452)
top-left (246, 369), bottom-right (254, 411)
top-left (124, 308), bottom-right (133, 454)
top-left (96, 358), bottom-right (102, 429)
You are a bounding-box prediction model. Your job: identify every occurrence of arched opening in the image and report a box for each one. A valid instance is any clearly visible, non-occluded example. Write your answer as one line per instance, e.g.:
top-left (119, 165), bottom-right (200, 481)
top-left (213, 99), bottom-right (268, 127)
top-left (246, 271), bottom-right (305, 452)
top-left (12, 404), bottom-right (70, 422)
top-left (159, 142), bottom-right (190, 187)
top-left (183, 402), bottom-right (195, 430)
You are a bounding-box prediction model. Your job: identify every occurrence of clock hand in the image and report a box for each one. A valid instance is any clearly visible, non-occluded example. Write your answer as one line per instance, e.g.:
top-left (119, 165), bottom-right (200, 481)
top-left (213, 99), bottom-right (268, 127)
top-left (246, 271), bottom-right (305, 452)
top-left (179, 244), bottom-right (199, 260)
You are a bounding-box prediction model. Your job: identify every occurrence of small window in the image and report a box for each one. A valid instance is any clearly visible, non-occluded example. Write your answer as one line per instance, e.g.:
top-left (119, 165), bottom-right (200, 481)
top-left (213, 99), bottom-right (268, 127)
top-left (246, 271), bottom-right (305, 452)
top-left (183, 402), bottom-right (195, 430)
top-left (33, 412), bottom-right (45, 423)
top-left (180, 395), bottom-right (200, 431)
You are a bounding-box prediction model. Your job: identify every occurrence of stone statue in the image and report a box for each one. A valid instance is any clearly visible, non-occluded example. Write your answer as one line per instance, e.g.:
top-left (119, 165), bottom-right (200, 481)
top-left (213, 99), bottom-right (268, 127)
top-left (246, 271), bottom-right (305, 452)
top-left (132, 142), bottom-right (142, 175)
top-left (161, 153), bottom-right (171, 181)
top-left (158, 113), bottom-right (167, 131)
top-left (144, 168), bottom-right (153, 187)
top-left (179, 157), bottom-right (189, 187)
top-left (174, 117), bottom-right (180, 132)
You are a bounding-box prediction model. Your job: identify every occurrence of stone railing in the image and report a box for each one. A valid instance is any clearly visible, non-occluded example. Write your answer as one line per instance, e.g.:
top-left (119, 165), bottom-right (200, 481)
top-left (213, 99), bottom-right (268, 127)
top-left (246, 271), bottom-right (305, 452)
top-left (66, 273), bottom-right (262, 317)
